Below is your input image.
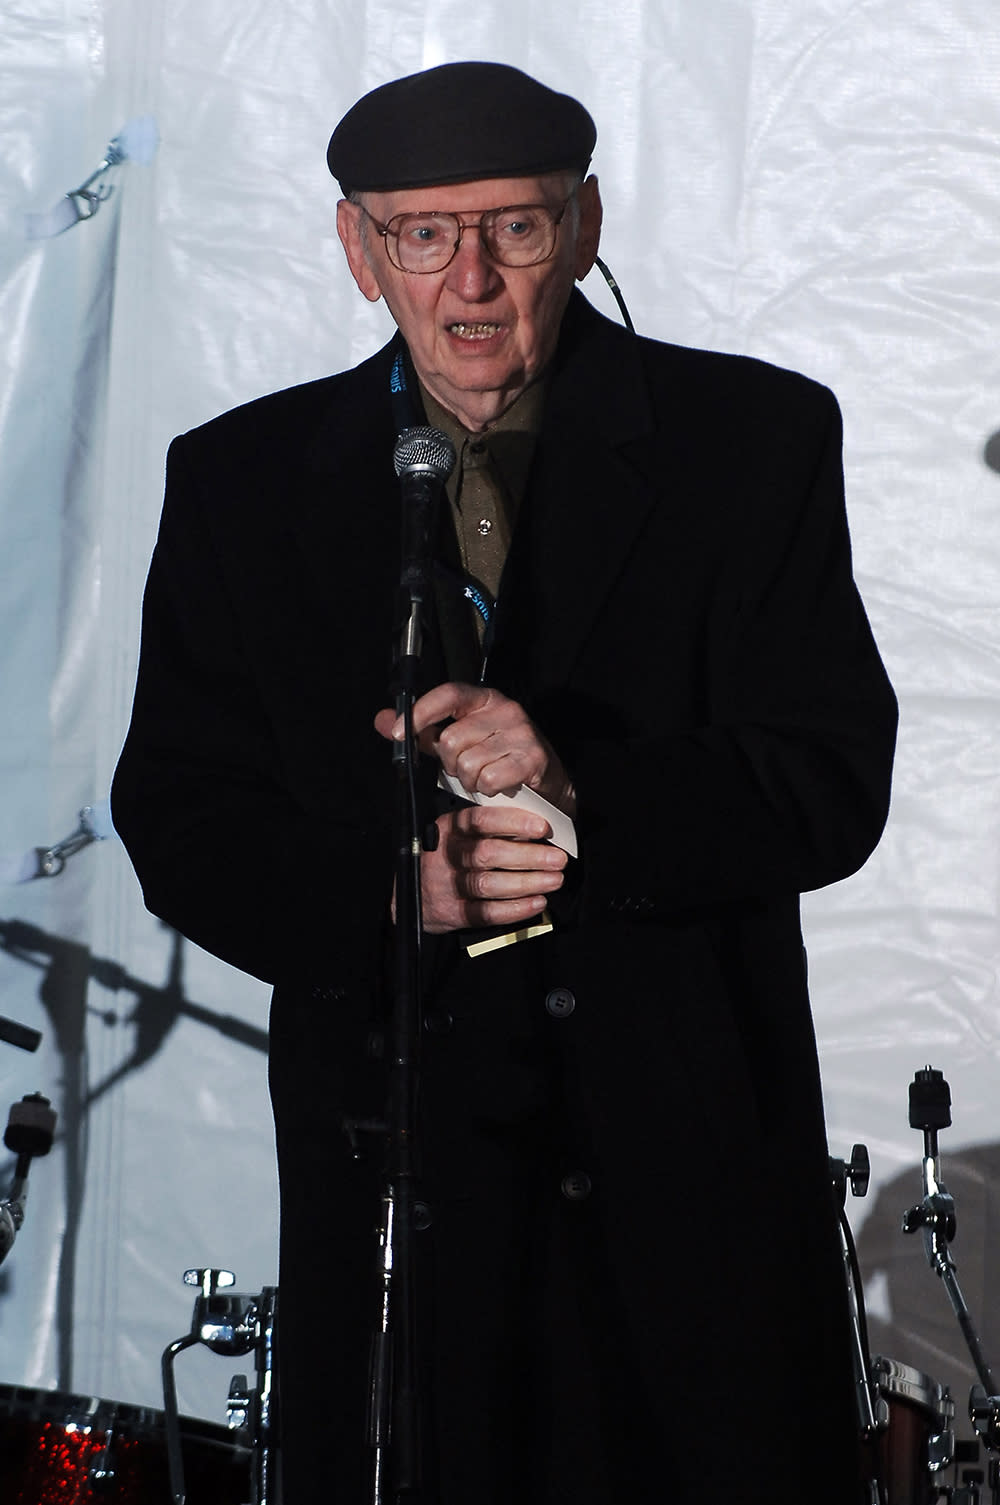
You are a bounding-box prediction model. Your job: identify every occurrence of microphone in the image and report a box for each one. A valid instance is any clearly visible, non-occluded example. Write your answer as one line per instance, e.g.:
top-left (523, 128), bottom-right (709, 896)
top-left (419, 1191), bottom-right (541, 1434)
top-left (393, 427), bottom-right (456, 598)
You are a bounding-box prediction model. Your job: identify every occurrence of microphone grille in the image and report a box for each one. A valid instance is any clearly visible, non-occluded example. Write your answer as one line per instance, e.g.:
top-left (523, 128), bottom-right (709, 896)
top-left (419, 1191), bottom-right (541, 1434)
top-left (393, 426), bottom-right (456, 481)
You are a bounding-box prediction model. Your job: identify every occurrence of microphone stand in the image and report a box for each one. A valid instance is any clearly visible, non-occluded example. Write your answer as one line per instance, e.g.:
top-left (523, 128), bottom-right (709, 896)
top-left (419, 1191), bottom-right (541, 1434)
top-left (368, 428), bottom-right (455, 1505)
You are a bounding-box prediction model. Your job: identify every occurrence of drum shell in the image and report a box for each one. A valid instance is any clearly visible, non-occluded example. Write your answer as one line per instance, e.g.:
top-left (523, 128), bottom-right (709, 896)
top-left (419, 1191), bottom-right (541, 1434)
top-left (863, 1356), bottom-right (954, 1505)
top-left (0, 1382), bottom-right (251, 1504)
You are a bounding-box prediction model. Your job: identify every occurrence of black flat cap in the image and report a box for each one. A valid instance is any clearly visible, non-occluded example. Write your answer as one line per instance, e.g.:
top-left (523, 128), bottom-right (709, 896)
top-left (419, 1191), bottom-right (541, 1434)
top-left (327, 61), bottom-right (596, 193)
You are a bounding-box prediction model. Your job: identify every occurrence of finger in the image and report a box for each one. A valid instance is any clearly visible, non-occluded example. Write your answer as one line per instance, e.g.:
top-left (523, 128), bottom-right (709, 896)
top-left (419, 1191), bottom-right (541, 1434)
top-left (452, 742), bottom-right (545, 798)
top-left (462, 892), bottom-right (557, 931)
top-left (451, 804), bottom-right (552, 842)
top-left (451, 836), bottom-right (567, 874)
top-left (423, 892), bottom-right (551, 935)
top-left (378, 683), bottom-right (495, 746)
top-left (458, 865), bottom-right (564, 902)
top-left (410, 681), bottom-right (494, 737)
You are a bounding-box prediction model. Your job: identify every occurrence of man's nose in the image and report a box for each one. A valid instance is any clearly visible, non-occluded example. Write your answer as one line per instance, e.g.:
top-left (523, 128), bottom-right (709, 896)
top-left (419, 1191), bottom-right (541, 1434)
top-left (444, 226), bottom-right (503, 300)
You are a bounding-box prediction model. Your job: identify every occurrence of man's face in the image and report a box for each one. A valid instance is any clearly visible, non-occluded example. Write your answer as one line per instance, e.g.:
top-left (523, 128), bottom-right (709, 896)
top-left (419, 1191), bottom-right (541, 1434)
top-left (337, 172), bottom-right (602, 431)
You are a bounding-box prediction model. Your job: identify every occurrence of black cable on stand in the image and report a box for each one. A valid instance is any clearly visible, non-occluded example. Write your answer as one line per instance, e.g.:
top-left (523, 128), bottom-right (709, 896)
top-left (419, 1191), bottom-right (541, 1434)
top-left (368, 425), bottom-right (455, 1505)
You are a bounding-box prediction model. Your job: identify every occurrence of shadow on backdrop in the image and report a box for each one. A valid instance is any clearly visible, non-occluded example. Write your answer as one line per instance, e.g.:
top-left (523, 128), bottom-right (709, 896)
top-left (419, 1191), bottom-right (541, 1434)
top-left (0, 918), bottom-right (268, 1388)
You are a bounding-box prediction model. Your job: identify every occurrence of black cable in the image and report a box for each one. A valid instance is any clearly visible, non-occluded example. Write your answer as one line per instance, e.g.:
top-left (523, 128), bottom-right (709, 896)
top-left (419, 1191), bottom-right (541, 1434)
top-left (594, 255), bottom-right (635, 333)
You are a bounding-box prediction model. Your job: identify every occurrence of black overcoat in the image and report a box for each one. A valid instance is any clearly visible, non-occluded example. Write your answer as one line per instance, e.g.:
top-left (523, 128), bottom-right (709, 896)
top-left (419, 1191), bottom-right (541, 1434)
top-left (113, 293), bottom-right (897, 1503)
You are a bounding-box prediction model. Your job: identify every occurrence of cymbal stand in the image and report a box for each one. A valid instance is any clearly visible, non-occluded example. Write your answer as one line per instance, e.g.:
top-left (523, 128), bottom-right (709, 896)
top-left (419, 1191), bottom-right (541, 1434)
top-left (161, 1266), bottom-right (278, 1505)
top-left (903, 1066), bottom-right (1000, 1469)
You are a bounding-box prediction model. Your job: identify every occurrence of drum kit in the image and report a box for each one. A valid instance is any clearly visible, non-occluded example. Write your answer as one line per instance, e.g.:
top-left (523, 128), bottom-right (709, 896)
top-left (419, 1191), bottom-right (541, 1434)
top-left (0, 1013), bottom-right (278, 1504)
top-left (0, 1251), bottom-right (277, 1503)
top-left (0, 1011), bottom-right (997, 1503)
top-left (837, 1066), bottom-right (1000, 1505)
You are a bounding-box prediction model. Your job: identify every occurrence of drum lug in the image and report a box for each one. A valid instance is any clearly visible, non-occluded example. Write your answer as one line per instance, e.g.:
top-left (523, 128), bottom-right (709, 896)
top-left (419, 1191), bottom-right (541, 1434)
top-left (927, 1425), bottom-right (955, 1473)
top-left (88, 1420), bottom-right (118, 1488)
top-left (227, 1372), bottom-right (251, 1431)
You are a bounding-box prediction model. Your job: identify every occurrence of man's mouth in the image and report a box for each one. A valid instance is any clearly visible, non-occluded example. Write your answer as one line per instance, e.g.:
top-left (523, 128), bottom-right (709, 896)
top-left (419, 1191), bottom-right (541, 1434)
top-left (447, 322), bottom-right (503, 340)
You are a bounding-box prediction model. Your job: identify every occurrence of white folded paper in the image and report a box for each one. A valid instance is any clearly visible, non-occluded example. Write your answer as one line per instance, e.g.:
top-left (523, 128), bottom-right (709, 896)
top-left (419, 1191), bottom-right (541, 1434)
top-left (437, 770), bottom-right (577, 858)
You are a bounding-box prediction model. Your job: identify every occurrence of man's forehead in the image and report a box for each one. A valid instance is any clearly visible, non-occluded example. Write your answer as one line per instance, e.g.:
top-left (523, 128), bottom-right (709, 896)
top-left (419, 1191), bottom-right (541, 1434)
top-left (364, 173), bottom-right (575, 216)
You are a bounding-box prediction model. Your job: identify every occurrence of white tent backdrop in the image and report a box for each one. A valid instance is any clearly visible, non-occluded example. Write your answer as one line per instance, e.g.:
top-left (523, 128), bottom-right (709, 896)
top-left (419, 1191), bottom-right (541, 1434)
top-left (2, 0), bottom-right (1000, 1444)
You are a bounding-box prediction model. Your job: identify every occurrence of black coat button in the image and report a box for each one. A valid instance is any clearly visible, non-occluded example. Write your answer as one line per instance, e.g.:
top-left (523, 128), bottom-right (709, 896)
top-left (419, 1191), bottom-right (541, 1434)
top-left (311, 983), bottom-right (346, 1001)
top-left (424, 1010), bottom-right (454, 1035)
top-left (545, 987), bottom-right (576, 1019)
top-left (560, 1171), bottom-right (592, 1201)
top-left (413, 1201), bottom-right (432, 1231)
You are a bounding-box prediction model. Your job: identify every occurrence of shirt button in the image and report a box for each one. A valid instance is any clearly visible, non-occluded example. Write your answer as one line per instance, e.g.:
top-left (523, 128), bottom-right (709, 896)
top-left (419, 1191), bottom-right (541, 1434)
top-left (477, 517), bottom-right (493, 535)
top-left (545, 987), bottom-right (576, 1019)
top-left (561, 1172), bottom-right (592, 1202)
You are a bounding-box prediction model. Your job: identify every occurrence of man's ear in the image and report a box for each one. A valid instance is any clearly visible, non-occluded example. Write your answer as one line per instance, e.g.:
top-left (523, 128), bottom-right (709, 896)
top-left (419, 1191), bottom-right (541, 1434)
top-left (336, 199), bottom-right (383, 303)
top-left (574, 175), bottom-right (603, 281)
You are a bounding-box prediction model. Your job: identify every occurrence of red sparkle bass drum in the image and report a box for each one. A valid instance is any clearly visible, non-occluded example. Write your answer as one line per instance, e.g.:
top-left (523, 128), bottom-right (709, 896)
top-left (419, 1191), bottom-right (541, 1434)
top-left (0, 1383), bottom-right (251, 1504)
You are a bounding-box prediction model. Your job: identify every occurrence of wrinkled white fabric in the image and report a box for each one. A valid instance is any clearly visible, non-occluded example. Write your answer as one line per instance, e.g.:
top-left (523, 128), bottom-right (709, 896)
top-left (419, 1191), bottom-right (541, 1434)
top-left (1, 0), bottom-right (999, 1446)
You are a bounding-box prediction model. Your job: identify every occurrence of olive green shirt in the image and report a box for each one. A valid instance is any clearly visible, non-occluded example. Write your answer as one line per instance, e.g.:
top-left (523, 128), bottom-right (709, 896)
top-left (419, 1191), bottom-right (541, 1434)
top-left (420, 379), bottom-right (548, 626)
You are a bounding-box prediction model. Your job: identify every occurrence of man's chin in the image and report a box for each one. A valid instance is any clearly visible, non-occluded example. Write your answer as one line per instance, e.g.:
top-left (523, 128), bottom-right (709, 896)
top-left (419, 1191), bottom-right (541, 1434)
top-left (429, 371), bottom-right (529, 430)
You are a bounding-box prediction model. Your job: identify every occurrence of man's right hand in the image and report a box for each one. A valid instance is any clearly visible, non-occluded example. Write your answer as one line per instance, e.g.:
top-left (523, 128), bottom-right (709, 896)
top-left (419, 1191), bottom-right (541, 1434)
top-left (419, 803), bottom-right (567, 934)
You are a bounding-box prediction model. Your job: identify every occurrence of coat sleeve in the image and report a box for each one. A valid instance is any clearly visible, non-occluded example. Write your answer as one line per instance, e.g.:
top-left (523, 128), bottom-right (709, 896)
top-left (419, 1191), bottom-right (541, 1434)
top-left (560, 382), bottom-right (898, 922)
top-left (112, 433), bottom-right (393, 987)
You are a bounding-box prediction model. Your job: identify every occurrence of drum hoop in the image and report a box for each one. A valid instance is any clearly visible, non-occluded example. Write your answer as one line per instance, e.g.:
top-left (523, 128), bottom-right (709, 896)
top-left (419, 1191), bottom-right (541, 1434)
top-left (872, 1355), bottom-right (956, 1422)
top-left (0, 1382), bottom-right (250, 1451)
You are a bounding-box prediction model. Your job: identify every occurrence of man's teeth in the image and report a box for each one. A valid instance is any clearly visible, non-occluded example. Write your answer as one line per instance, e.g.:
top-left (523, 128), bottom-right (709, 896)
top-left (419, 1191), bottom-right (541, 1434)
top-left (448, 322), bottom-right (500, 338)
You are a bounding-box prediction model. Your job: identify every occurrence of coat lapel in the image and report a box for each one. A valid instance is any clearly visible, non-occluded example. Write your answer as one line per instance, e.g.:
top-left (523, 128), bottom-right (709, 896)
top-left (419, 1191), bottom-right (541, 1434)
top-left (489, 295), bottom-right (665, 698)
top-left (293, 341), bottom-right (402, 608)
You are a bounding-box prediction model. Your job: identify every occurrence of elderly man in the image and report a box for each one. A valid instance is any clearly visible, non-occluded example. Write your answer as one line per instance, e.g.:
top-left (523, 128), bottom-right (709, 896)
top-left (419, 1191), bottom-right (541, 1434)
top-left (113, 61), bottom-right (896, 1504)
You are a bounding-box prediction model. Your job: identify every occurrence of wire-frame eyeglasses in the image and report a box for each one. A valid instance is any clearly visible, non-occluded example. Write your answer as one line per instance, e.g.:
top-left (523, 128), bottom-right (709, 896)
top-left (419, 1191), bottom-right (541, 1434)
top-left (360, 190), bottom-right (577, 275)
